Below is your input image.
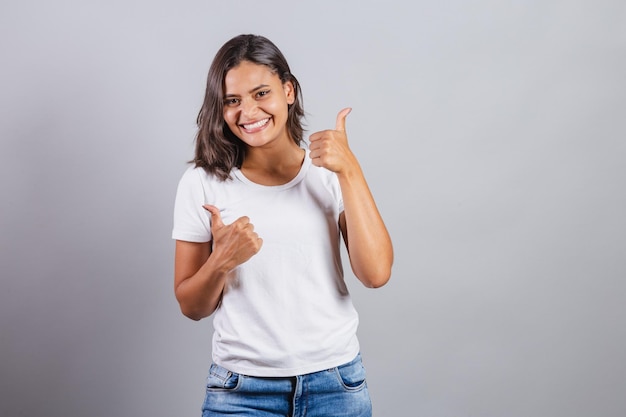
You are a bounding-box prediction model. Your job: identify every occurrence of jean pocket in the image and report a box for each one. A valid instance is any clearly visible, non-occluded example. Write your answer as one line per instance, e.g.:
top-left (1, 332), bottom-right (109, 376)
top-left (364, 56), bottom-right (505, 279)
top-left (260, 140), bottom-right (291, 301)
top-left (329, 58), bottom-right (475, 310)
top-left (206, 363), bottom-right (240, 390)
top-left (333, 355), bottom-right (368, 391)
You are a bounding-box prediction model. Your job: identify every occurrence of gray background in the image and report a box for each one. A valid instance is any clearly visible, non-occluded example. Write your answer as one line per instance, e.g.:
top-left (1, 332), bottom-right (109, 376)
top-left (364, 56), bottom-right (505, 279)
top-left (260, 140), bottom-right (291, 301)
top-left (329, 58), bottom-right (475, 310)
top-left (1, 0), bottom-right (625, 416)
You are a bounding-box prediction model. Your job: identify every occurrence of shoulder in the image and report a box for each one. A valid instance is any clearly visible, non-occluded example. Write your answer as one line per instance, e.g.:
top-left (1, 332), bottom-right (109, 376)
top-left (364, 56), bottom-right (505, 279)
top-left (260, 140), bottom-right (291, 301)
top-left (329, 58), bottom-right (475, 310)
top-left (305, 157), bottom-right (339, 188)
top-left (303, 157), bottom-right (343, 204)
top-left (179, 164), bottom-right (206, 183)
top-left (177, 164), bottom-right (224, 189)
top-left (175, 165), bottom-right (212, 202)
top-left (175, 164), bottom-right (243, 206)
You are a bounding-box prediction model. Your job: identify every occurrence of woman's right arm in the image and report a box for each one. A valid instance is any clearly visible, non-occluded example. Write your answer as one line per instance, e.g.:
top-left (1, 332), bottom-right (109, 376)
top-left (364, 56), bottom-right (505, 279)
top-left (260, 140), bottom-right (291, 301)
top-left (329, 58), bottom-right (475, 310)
top-left (174, 205), bottom-right (262, 321)
top-left (174, 240), bottom-right (227, 321)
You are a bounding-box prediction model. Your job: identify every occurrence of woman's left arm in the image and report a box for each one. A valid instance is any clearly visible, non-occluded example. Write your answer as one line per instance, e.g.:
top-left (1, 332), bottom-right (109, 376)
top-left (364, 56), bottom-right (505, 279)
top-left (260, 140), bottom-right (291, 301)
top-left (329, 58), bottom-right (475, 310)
top-left (309, 108), bottom-right (393, 288)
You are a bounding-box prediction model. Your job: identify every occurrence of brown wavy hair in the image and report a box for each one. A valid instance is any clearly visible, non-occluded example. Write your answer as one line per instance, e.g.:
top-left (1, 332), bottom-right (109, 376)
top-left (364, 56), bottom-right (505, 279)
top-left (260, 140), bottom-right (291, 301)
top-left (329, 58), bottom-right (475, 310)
top-left (192, 34), bottom-right (305, 181)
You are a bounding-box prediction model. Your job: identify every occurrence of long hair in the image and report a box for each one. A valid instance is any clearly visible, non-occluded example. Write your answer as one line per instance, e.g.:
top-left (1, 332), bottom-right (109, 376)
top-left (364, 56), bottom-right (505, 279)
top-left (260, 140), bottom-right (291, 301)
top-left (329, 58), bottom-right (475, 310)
top-left (192, 34), bottom-right (305, 180)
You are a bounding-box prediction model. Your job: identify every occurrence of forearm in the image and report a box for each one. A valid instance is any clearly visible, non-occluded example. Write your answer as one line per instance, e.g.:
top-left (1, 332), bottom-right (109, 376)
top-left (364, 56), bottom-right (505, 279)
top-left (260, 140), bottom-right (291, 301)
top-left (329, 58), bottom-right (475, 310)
top-left (338, 162), bottom-right (393, 288)
top-left (174, 241), bottom-right (233, 321)
top-left (174, 210), bottom-right (263, 320)
top-left (175, 260), bottom-right (229, 320)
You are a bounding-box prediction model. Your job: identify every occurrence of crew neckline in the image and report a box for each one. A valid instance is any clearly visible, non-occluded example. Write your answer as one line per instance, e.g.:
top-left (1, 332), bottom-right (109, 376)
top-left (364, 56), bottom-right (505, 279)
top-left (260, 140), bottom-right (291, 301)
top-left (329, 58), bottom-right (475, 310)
top-left (233, 149), bottom-right (311, 190)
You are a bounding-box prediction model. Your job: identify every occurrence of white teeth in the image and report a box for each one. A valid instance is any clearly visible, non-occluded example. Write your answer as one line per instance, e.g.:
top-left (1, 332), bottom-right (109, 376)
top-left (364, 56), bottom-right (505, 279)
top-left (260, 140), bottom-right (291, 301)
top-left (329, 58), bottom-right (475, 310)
top-left (243, 118), bottom-right (269, 130)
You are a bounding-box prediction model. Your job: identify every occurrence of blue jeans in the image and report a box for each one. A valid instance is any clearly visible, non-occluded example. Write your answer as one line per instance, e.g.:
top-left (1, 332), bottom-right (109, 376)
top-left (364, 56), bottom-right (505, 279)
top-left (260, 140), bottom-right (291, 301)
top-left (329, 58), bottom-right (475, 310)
top-left (201, 353), bottom-right (372, 417)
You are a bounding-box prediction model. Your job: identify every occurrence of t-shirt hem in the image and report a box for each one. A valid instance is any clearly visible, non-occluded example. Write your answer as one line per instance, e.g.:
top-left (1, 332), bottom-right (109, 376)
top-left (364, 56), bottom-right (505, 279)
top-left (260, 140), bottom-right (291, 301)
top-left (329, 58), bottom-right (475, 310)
top-left (215, 347), bottom-right (361, 377)
top-left (172, 232), bottom-right (209, 243)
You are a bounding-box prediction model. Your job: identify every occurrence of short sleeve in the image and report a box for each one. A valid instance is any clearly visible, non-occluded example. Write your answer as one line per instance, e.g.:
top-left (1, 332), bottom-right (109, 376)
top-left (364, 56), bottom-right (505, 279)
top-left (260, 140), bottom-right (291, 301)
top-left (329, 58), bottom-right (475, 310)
top-left (172, 166), bottom-right (212, 242)
top-left (336, 177), bottom-right (344, 214)
top-left (327, 167), bottom-right (344, 215)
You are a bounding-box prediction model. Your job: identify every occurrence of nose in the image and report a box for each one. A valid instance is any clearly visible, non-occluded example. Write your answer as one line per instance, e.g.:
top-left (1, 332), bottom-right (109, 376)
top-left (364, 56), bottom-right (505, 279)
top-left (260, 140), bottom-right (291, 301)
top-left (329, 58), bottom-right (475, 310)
top-left (240, 97), bottom-right (258, 119)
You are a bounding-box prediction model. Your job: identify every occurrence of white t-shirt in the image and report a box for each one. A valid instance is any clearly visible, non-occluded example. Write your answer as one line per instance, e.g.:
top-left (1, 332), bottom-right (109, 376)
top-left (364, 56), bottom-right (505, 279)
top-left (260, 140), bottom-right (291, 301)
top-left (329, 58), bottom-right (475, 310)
top-left (172, 150), bottom-right (360, 377)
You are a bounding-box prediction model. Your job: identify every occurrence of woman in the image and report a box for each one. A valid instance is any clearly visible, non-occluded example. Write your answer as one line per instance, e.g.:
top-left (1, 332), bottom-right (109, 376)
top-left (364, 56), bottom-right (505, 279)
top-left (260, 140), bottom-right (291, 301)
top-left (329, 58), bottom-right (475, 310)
top-left (172, 34), bottom-right (393, 416)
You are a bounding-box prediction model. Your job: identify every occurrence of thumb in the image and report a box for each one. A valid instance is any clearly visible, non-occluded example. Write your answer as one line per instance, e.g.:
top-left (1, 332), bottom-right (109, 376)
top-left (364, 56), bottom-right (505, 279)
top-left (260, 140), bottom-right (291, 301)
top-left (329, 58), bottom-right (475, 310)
top-left (335, 107), bottom-right (352, 132)
top-left (203, 204), bottom-right (225, 229)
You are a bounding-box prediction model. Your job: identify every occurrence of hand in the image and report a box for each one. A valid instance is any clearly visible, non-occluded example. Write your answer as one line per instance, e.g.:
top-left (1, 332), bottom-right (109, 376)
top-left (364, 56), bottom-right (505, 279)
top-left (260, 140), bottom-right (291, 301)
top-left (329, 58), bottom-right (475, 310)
top-left (309, 108), bottom-right (358, 174)
top-left (203, 205), bottom-right (263, 270)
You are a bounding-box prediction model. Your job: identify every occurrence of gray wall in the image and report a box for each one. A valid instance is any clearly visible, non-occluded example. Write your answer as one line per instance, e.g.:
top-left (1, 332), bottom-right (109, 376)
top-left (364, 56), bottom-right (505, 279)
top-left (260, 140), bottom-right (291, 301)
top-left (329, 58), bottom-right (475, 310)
top-left (1, 1), bottom-right (625, 416)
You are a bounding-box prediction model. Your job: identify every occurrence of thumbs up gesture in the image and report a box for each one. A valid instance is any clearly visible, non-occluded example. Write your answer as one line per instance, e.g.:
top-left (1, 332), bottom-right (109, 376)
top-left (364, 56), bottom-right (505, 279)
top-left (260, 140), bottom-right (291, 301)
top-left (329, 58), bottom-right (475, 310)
top-left (309, 108), bottom-right (358, 175)
top-left (202, 205), bottom-right (263, 270)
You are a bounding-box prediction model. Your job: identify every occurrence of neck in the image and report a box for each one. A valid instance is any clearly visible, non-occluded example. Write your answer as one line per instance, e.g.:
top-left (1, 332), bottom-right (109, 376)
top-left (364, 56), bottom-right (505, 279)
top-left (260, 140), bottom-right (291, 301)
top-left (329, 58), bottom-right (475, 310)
top-left (243, 139), bottom-right (303, 170)
top-left (241, 141), bottom-right (305, 186)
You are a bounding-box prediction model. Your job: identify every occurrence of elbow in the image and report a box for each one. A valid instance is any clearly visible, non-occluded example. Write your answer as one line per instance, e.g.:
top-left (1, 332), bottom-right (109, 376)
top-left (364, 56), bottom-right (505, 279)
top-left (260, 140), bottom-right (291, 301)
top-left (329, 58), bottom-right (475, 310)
top-left (176, 295), bottom-right (213, 321)
top-left (368, 278), bottom-right (390, 288)
top-left (356, 263), bottom-right (393, 289)
top-left (181, 309), bottom-right (204, 321)
top-left (179, 305), bottom-right (210, 321)
top-left (364, 272), bottom-right (391, 288)
top-left (175, 286), bottom-right (214, 321)
top-left (350, 244), bottom-right (394, 289)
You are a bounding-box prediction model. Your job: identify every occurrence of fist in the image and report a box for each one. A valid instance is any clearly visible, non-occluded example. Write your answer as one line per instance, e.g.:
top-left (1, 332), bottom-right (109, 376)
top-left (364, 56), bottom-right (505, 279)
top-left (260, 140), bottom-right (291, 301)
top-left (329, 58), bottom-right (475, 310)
top-left (308, 107), bottom-right (357, 174)
top-left (203, 205), bottom-right (263, 269)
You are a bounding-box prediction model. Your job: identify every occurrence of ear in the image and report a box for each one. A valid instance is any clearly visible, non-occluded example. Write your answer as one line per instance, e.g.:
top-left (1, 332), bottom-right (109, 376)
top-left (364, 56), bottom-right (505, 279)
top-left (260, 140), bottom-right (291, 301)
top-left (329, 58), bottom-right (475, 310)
top-left (283, 80), bottom-right (295, 105)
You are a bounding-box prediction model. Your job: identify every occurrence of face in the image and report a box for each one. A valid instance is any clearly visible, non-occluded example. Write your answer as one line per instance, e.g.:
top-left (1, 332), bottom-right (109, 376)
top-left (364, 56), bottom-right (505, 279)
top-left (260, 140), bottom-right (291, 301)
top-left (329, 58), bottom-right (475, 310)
top-left (222, 61), bottom-right (295, 148)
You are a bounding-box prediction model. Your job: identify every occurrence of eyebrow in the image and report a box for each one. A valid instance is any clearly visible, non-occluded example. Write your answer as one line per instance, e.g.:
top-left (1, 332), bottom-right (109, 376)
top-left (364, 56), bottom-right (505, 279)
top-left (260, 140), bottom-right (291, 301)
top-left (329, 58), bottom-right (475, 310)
top-left (224, 84), bottom-right (270, 98)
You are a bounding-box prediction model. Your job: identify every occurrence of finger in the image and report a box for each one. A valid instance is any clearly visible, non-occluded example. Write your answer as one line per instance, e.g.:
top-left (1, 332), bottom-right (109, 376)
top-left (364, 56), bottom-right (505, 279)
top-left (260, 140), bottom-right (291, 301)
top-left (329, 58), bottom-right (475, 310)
top-left (203, 204), bottom-right (225, 229)
top-left (335, 107), bottom-right (352, 131)
top-left (308, 131), bottom-right (321, 142)
top-left (233, 216), bottom-right (251, 228)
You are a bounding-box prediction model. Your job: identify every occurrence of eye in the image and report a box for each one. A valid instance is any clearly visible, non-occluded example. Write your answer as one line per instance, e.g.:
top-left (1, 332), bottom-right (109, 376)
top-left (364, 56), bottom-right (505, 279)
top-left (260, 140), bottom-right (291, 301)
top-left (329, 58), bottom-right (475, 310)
top-left (256, 90), bottom-right (270, 98)
top-left (224, 97), bottom-right (240, 107)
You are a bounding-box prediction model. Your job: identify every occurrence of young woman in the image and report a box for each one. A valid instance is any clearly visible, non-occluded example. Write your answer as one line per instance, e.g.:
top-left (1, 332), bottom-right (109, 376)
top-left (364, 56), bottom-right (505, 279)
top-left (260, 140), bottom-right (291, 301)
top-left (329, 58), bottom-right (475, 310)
top-left (172, 34), bottom-right (393, 417)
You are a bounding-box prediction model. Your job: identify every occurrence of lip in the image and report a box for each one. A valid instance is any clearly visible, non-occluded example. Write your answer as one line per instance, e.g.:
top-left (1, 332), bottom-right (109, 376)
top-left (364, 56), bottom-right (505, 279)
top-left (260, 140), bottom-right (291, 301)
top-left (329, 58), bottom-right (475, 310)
top-left (239, 117), bottom-right (271, 133)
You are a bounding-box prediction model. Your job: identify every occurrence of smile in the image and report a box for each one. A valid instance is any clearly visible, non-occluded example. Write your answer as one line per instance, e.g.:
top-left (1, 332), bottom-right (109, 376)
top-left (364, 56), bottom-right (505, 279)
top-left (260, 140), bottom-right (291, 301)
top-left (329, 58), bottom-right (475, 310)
top-left (241, 118), bottom-right (270, 130)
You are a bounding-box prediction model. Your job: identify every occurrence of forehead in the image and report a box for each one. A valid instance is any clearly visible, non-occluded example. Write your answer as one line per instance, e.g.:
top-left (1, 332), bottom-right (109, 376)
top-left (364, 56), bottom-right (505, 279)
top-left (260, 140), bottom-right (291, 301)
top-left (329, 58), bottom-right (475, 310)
top-left (224, 61), bottom-right (281, 93)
